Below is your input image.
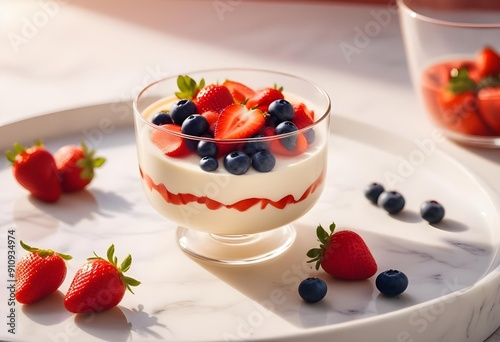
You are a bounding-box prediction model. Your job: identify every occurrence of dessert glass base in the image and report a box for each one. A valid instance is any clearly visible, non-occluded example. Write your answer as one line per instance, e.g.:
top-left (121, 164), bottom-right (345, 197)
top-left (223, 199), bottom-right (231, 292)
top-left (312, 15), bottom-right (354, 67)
top-left (177, 225), bottom-right (296, 264)
top-left (133, 68), bottom-right (331, 265)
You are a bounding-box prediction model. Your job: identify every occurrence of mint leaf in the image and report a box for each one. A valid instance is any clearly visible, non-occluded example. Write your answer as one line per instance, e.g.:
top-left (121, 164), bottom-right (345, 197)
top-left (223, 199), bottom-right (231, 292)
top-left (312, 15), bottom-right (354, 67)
top-left (446, 68), bottom-right (477, 94)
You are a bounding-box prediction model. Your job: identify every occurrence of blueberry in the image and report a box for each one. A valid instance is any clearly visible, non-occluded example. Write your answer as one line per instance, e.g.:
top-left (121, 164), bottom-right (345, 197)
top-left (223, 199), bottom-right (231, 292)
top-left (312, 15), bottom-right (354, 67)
top-left (181, 114), bottom-right (209, 136)
top-left (377, 191), bottom-right (405, 214)
top-left (170, 99), bottom-right (197, 125)
top-left (151, 111), bottom-right (173, 126)
top-left (199, 156), bottom-right (218, 172)
top-left (275, 121), bottom-right (298, 150)
top-left (252, 150), bottom-right (276, 172)
top-left (197, 140), bottom-right (218, 158)
top-left (364, 182), bottom-right (385, 204)
top-left (420, 200), bottom-right (445, 224)
top-left (242, 135), bottom-right (269, 156)
top-left (376, 270), bottom-right (408, 297)
top-left (298, 277), bottom-right (327, 303)
top-left (268, 99), bottom-right (294, 123)
top-left (223, 151), bottom-right (251, 175)
top-left (304, 128), bottom-right (316, 144)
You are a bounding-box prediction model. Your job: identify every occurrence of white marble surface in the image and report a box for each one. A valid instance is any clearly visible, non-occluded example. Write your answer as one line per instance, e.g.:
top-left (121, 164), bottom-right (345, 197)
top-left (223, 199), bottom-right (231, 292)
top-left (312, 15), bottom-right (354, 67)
top-left (1, 1), bottom-right (500, 341)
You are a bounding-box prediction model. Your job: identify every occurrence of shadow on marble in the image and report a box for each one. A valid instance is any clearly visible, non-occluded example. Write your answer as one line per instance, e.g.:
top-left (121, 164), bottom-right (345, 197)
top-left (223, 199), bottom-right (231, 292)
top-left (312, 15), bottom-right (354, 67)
top-left (22, 291), bottom-right (72, 326)
top-left (190, 221), bottom-right (494, 330)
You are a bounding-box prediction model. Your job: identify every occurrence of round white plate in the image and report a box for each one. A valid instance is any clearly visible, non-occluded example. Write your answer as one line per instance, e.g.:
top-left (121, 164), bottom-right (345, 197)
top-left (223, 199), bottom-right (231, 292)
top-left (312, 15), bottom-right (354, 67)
top-left (1, 102), bottom-right (500, 342)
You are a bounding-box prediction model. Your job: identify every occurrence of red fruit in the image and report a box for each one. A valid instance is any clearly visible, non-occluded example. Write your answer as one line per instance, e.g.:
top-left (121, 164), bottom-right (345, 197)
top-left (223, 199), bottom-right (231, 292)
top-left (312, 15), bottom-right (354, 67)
top-left (195, 84), bottom-right (234, 113)
top-left (5, 142), bottom-right (62, 203)
top-left (307, 222), bottom-right (377, 281)
top-left (151, 124), bottom-right (192, 157)
top-left (476, 46), bottom-right (500, 79)
top-left (262, 126), bottom-right (308, 156)
top-left (438, 89), bottom-right (492, 136)
top-left (54, 141), bottom-right (106, 192)
top-left (246, 87), bottom-right (284, 112)
top-left (201, 110), bottom-right (219, 134)
top-left (214, 104), bottom-right (266, 140)
top-left (292, 103), bottom-right (315, 129)
top-left (15, 240), bottom-right (72, 304)
top-left (478, 86), bottom-right (500, 135)
top-left (222, 80), bottom-right (256, 104)
top-left (64, 244), bottom-right (140, 314)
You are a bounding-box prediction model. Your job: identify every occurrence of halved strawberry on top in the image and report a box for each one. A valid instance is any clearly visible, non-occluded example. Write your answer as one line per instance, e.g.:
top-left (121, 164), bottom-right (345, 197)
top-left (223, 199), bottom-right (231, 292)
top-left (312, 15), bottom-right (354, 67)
top-left (246, 87), bottom-right (284, 113)
top-left (214, 104), bottom-right (266, 156)
top-left (222, 80), bottom-right (256, 104)
top-left (151, 124), bottom-right (192, 157)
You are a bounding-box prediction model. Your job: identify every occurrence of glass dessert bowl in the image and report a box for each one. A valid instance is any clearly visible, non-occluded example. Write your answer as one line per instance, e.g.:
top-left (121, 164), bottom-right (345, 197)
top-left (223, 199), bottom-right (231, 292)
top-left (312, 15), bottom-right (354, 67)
top-left (133, 69), bottom-right (331, 264)
top-left (398, 0), bottom-right (500, 147)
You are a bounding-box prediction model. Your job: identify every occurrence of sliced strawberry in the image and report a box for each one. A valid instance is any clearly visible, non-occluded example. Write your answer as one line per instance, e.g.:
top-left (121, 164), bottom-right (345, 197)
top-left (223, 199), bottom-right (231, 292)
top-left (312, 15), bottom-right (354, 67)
top-left (150, 124), bottom-right (191, 157)
top-left (222, 80), bottom-right (256, 104)
top-left (270, 132), bottom-right (308, 156)
top-left (201, 110), bottom-right (219, 134)
top-left (214, 104), bottom-right (265, 140)
top-left (195, 84), bottom-right (234, 113)
top-left (246, 87), bottom-right (284, 112)
top-left (438, 89), bottom-right (492, 136)
top-left (478, 86), bottom-right (500, 135)
top-left (476, 46), bottom-right (500, 79)
top-left (292, 103), bottom-right (315, 129)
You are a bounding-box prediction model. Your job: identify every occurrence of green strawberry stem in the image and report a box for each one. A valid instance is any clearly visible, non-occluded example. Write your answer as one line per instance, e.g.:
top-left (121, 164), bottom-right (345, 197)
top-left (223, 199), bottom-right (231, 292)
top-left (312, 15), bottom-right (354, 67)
top-left (20, 240), bottom-right (73, 260)
top-left (77, 141), bottom-right (106, 180)
top-left (306, 222), bottom-right (336, 270)
top-left (175, 75), bottom-right (205, 100)
top-left (88, 244), bottom-right (141, 294)
top-left (5, 141), bottom-right (43, 164)
top-left (477, 75), bottom-right (500, 91)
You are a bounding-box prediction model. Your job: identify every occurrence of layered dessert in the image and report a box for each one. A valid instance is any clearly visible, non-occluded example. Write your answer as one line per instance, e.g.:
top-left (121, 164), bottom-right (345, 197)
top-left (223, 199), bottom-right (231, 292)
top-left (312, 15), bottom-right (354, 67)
top-left (420, 46), bottom-right (500, 137)
top-left (135, 74), bottom-right (330, 235)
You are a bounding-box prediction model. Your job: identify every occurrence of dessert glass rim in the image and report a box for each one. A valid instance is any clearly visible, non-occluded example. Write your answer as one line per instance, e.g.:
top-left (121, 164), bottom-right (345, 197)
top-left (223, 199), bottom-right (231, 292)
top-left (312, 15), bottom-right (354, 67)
top-left (397, 0), bottom-right (500, 29)
top-left (133, 67), bottom-right (332, 145)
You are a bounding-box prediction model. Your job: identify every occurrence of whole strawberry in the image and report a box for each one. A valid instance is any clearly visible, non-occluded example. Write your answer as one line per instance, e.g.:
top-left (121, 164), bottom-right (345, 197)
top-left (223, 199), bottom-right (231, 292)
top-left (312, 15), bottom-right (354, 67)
top-left (195, 84), bottom-right (234, 113)
top-left (54, 141), bottom-right (105, 192)
top-left (15, 240), bottom-right (72, 304)
top-left (307, 222), bottom-right (377, 280)
top-left (64, 244), bottom-right (140, 314)
top-left (5, 142), bottom-right (62, 203)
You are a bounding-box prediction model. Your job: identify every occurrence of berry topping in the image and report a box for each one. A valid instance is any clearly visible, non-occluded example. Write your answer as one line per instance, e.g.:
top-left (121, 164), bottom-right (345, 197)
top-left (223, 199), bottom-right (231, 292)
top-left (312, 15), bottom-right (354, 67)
top-left (364, 182), bottom-right (385, 204)
top-left (275, 121), bottom-right (299, 150)
top-left (175, 75), bottom-right (205, 100)
top-left (151, 111), bottom-right (173, 126)
top-left (376, 269), bottom-right (408, 297)
top-left (251, 150), bottom-right (276, 173)
top-left (377, 191), bottom-right (405, 214)
top-left (170, 99), bottom-right (198, 125)
top-left (292, 102), bottom-right (315, 129)
top-left (307, 222), bottom-right (377, 281)
top-left (298, 277), bottom-right (328, 303)
top-left (181, 114), bottom-right (209, 136)
top-left (151, 124), bottom-right (191, 157)
top-left (214, 104), bottom-right (266, 140)
top-left (222, 79), bottom-right (256, 104)
top-left (196, 84), bottom-right (234, 113)
top-left (268, 99), bottom-right (294, 123)
top-left (199, 156), bottom-right (219, 172)
top-left (197, 140), bottom-right (218, 158)
top-left (246, 87), bottom-right (284, 112)
top-left (223, 151), bottom-right (251, 175)
top-left (242, 135), bottom-right (270, 156)
top-left (420, 200), bottom-right (445, 224)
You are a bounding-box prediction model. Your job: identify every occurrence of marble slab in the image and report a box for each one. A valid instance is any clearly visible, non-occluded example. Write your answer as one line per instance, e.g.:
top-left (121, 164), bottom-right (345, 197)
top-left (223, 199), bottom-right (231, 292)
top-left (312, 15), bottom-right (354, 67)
top-left (1, 102), bottom-right (500, 342)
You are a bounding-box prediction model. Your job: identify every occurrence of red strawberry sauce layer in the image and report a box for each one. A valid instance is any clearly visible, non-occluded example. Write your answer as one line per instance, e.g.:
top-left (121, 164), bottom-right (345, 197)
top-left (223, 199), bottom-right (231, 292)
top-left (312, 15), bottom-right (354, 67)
top-left (140, 167), bottom-right (325, 212)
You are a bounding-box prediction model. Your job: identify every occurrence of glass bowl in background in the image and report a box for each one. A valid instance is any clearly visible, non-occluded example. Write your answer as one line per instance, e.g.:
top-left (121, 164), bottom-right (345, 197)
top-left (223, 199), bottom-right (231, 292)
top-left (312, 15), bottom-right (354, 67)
top-left (398, 0), bottom-right (500, 147)
top-left (133, 69), bottom-right (331, 265)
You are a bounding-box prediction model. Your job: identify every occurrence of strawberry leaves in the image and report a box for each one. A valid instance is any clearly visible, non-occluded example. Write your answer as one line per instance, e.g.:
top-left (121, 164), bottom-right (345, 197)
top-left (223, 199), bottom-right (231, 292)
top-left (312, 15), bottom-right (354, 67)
top-left (447, 68), bottom-right (477, 95)
top-left (306, 222), bottom-right (335, 270)
top-left (175, 75), bottom-right (205, 100)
